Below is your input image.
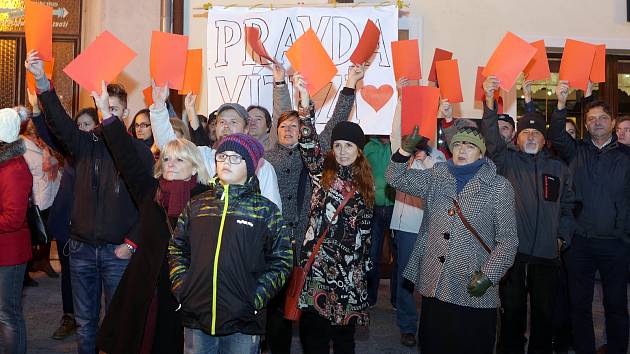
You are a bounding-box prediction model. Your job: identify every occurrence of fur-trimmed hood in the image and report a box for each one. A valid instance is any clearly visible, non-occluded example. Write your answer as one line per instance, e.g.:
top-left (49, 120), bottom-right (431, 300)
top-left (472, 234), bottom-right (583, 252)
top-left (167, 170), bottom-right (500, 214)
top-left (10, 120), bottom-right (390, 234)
top-left (0, 139), bottom-right (25, 165)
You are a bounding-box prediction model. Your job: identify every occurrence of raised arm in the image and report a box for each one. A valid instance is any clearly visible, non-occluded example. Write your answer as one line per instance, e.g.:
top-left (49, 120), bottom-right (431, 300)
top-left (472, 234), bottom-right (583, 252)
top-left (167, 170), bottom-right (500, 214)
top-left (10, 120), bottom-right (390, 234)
top-left (391, 77), bottom-right (412, 153)
top-left (269, 63), bottom-right (292, 147)
top-left (385, 128), bottom-right (434, 200)
top-left (548, 80), bottom-right (577, 163)
top-left (184, 93), bottom-right (212, 147)
top-left (319, 64), bottom-right (365, 151)
top-left (26, 50), bottom-right (92, 158)
top-left (479, 76), bottom-right (509, 170)
top-left (149, 82), bottom-right (178, 150)
top-left (522, 79), bottom-right (537, 114)
top-left (28, 90), bottom-right (65, 154)
top-left (252, 206), bottom-right (292, 310)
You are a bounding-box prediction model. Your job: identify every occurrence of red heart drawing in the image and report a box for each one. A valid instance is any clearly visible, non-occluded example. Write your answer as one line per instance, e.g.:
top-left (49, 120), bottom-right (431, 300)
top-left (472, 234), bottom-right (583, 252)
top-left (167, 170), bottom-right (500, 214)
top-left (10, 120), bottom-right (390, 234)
top-left (360, 84), bottom-right (394, 112)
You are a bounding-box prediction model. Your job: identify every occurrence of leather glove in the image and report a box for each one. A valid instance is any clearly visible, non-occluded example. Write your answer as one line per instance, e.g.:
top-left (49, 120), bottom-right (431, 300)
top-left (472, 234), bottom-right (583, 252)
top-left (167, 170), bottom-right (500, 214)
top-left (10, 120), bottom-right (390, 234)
top-left (400, 125), bottom-right (424, 154)
top-left (467, 271), bottom-right (492, 297)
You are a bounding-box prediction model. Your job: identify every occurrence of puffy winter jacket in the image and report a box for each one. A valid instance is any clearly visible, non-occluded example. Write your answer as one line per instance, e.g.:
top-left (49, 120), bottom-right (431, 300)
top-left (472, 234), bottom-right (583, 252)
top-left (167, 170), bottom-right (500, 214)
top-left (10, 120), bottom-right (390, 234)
top-left (168, 177), bottom-right (292, 336)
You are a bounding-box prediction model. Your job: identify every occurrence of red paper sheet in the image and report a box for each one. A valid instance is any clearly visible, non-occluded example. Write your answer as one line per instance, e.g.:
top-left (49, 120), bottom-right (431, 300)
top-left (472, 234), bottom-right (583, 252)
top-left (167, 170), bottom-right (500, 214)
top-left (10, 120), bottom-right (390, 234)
top-left (482, 32), bottom-right (537, 91)
top-left (559, 39), bottom-right (597, 91)
top-left (286, 28), bottom-right (337, 96)
top-left (350, 19), bottom-right (380, 65)
top-left (523, 40), bottom-right (551, 81)
top-left (401, 86), bottom-right (440, 139)
top-left (143, 86), bottom-right (153, 107)
top-left (428, 48), bottom-right (452, 82)
top-left (435, 59), bottom-right (463, 103)
top-left (590, 44), bottom-right (606, 83)
top-left (178, 49), bottom-right (203, 95)
top-left (391, 39), bottom-right (421, 81)
top-left (63, 31), bottom-right (137, 94)
top-left (27, 58), bottom-right (54, 93)
top-left (25, 0), bottom-right (53, 61)
top-left (150, 31), bottom-right (189, 90)
top-left (246, 26), bottom-right (275, 63)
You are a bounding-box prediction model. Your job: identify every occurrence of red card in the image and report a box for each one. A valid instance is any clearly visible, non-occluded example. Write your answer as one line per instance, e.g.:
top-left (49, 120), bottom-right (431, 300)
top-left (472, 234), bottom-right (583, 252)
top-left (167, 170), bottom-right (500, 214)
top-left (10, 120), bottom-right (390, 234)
top-left (590, 44), bottom-right (606, 83)
top-left (435, 59), bottom-right (463, 103)
top-left (559, 39), bottom-right (597, 91)
top-left (150, 31), bottom-right (189, 90)
top-left (178, 49), bottom-right (203, 95)
top-left (143, 86), bottom-right (153, 107)
top-left (401, 86), bottom-right (440, 139)
top-left (246, 26), bottom-right (275, 63)
top-left (391, 39), bottom-right (421, 81)
top-left (428, 48), bottom-right (452, 82)
top-left (523, 40), bottom-right (551, 81)
top-left (482, 32), bottom-right (537, 91)
top-left (25, 0), bottom-right (53, 61)
top-left (286, 28), bottom-right (337, 96)
top-left (474, 66), bottom-right (501, 102)
top-left (27, 58), bottom-right (54, 93)
top-left (63, 31), bottom-right (137, 94)
top-left (350, 19), bottom-right (380, 65)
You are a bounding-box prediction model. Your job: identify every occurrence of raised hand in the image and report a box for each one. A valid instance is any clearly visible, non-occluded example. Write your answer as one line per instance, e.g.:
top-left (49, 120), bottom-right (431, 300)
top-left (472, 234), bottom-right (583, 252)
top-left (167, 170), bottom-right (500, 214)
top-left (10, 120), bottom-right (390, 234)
top-left (27, 89), bottom-right (41, 115)
top-left (151, 80), bottom-right (169, 110)
top-left (396, 77), bottom-right (410, 90)
top-left (439, 99), bottom-right (453, 123)
top-left (522, 79), bottom-right (533, 103)
top-left (400, 125), bottom-right (424, 155)
top-left (482, 75), bottom-right (500, 107)
top-left (346, 63), bottom-right (366, 89)
top-left (24, 50), bottom-right (45, 80)
top-left (272, 62), bottom-right (286, 83)
top-left (91, 81), bottom-right (111, 119)
top-left (556, 80), bottom-right (569, 110)
top-left (184, 93), bottom-right (200, 129)
top-left (294, 73), bottom-right (310, 108)
top-left (184, 93), bottom-right (197, 111)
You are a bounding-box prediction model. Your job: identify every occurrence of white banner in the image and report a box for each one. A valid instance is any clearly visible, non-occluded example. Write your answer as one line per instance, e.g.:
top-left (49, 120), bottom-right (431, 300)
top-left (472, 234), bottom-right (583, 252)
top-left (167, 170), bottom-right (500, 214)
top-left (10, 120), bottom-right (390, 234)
top-left (206, 5), bottom-right (398, 135)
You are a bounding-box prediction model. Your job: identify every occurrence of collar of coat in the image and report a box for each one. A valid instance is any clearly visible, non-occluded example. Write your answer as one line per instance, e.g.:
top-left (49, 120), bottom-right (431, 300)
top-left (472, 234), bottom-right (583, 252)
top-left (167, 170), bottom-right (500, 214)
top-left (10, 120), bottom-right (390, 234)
top-left (0, 139), bottom-right (25, 165)
top-left (435, 158), bottom-right (498, 197)
top-left (208, 175), bottom-right (260, 199)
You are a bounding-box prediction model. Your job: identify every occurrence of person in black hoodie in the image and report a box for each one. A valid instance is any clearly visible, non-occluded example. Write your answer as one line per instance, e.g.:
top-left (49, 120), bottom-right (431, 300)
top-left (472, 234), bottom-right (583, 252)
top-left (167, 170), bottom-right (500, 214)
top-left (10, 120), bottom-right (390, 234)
top-left (25, 50), bottom-right (154, 354)
top-left (549, 80), bottom-right (630, 354)
top-left (481, 76), bottom-right (575, 354)
top-left (96, 82), bottom-right (211, 354)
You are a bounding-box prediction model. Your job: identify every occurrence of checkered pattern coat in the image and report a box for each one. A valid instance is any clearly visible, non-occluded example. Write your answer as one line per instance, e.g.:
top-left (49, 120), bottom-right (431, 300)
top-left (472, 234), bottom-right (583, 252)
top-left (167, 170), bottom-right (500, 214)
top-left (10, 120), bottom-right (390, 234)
top-left (386, 156), bottom-right (518, 308)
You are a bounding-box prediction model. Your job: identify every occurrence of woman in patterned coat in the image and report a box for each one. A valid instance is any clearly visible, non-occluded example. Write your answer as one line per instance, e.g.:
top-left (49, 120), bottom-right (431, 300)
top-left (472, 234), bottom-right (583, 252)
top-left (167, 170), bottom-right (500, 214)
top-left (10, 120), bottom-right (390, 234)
top-left (294, 73), bottom-right (374, 354)
top-left (386, 127), bottom-right (518, 354)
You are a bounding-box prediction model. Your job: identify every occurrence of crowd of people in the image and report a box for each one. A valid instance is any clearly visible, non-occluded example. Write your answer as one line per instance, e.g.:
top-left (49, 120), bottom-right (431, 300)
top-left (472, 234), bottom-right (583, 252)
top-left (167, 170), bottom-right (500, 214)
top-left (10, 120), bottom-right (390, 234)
top-left (0, 48), bottom-right (627, 354)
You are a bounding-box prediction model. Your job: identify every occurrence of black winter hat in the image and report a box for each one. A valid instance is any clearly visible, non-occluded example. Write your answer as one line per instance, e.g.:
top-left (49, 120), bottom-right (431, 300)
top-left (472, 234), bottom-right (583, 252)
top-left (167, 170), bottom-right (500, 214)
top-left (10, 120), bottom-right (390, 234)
top-left (498, 114), bottom-right (515, 128)
top-left (517, 112), bottom-right (547, 136)
top-left (330, 121), bottom-right (366, 150)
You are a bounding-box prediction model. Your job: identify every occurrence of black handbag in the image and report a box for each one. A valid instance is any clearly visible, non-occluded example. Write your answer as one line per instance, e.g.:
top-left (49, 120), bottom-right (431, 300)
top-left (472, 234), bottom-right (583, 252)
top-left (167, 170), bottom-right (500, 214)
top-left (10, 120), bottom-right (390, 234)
top-left (27, 198), bottom-right (48, 245)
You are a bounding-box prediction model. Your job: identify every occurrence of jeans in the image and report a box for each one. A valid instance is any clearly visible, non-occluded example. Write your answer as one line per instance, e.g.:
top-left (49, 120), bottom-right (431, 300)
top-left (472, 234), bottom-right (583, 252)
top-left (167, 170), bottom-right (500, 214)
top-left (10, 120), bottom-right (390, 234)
top-left (498, 260), bottom-right (560, 354)
top-left (392, 230), bottom-right (418, 334)
top-left (69, 239), bottom-right (129, 354)
top-left (184, 328), bottom-right (260, 354)
top-left (367, 205), bottom-right (393, 306)
top-left (565, 235), bottom-right (630, 354)
top-left (0, 263), bottom-right (27, 354)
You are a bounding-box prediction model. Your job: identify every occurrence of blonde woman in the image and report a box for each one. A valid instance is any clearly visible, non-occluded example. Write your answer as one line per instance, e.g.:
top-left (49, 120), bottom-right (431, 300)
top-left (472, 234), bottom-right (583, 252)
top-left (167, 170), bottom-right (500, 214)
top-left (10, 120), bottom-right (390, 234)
top-left (93, 85), bottom-right (210, 354)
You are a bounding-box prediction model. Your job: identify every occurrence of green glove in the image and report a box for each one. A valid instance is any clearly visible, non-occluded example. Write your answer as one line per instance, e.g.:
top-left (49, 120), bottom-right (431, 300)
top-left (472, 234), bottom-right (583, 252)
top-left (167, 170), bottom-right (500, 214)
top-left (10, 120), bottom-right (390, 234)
top-left (467, 271), bottom-right (492, 297)
top-left (400, 125), bottom-right (424, 154)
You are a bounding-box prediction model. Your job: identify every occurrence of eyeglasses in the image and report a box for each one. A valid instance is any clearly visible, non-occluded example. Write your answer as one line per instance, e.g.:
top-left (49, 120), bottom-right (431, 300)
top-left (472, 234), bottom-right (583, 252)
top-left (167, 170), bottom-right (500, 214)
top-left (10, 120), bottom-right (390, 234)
top-left (616, 127), bottom-right (630, 134)
top-left (215, 153), bottom-right (243, 164)
top-left (135, 123), bottom-right (151, 129)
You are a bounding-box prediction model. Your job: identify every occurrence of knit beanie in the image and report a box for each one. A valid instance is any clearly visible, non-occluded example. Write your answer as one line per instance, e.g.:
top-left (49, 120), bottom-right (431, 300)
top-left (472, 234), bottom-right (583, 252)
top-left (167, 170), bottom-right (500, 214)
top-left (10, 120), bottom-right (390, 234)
top-left (330, 121), bottom-right (366, 150)
top-left (0, 108), bottom-right (21, 143)
top-left (217, 103), bottom-right (250, 124)
top-left (216, 133), bottom-right (264, 177)
top-left (449, 127), bottom-right (487, 155)
top-left (517, 112), bottom-right (547, 136)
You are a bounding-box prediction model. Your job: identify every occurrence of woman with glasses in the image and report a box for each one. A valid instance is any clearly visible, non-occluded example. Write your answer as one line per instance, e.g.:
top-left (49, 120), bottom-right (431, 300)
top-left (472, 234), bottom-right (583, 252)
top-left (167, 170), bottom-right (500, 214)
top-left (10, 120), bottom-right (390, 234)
top-left (94, 85), bottom-right (210, 354)
top-left (129, 109), bottom-right (154, 148)
top-left (386, 127), bottom-right (518, 354)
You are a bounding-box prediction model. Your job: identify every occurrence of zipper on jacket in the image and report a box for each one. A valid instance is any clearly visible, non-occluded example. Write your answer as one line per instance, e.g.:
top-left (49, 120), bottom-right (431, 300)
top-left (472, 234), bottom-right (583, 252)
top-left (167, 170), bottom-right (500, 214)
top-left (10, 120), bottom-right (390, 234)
top-left (211, 184), bottom-right (230, 335)
top-left (529, 155), bottom-right (540, 255)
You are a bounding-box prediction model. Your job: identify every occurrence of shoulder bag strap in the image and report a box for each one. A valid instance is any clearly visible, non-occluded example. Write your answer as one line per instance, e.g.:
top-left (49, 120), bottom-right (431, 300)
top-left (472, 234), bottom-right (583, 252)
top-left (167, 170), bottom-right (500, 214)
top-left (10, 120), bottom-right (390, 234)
top-left (452, 199), bottom-right (492, 254)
